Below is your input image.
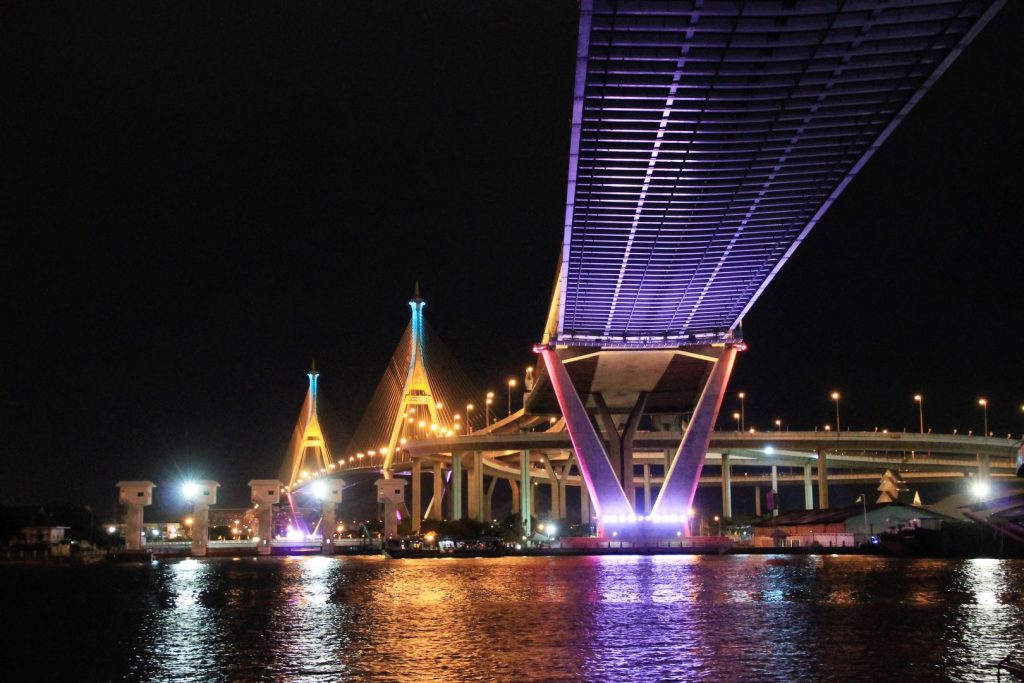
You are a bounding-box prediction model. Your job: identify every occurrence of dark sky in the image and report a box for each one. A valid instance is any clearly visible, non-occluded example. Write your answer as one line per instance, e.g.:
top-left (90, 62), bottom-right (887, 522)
top-left (4, 2), bottom-right (1022, 517)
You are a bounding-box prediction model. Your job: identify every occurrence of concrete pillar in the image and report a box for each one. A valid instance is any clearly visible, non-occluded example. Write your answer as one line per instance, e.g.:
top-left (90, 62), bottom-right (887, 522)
top-left (249, 480), bottom-right (281, 555)
top-left (979, 453), bottom-right (991, 481)
top-left (540, 456), bottom-right (560, 520)
top-left (187, 480), bottom-right (219, 557)
top-left (471, 453), bottom-right (485, 522)
top-left (317, 478), bottom-right (343, 554)
top-left (804, 463), bottom-right (814, 510)
top-left (771, 466), bottom-right (779, 517)
top-left (411, 459), bottom-right (422, 532)
top-left (754, 485), bottom-right (762, 517)
top-left (484, 477), bottom-right (497, 522)
top-left (429, 462), bottom-right (444, 521)
top-left (451, 452), bottom-right (463, 520)
top-left (817, 451), bottom-right (829, 509)
top-left (116, 481), bottom-right (155, 552)
top-left (519, 450), bottom-right (532, 539)
top-left (721, 455), bottom-right (732, 519)
top-left (643, 464), bottom-right (652, 514)
top-left (375, 478), bottom-right (408, 539)
top-left (467, 453), bottom-right (478, 521)
top-left (622, 439), bottom-right (635, 511)
top-left (537, 347), bottom-right (633, 524)
top-left (580, 483), bottom-right (590, 527)
top-left (510, 479), bottom-right (520, 514)
top-left (558, 465), bottom-right (568, 520)
top-left (652, 346), bottom-right (738, 518)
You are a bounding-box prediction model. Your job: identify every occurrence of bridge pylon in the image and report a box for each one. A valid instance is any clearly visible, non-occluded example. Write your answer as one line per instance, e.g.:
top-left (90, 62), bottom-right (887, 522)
top-left (381, 284), bottom-right (442, 472)
top-left (281, 361), bottom-right (336, 489)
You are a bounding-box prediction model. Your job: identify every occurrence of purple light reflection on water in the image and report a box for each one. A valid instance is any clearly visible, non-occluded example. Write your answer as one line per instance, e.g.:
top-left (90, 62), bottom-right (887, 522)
top-left (3, 555), bottom-right (1024, 681)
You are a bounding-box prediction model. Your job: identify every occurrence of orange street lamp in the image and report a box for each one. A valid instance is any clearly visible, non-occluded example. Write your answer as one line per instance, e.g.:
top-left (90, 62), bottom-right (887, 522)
top-left (732, 412), bottom-right (741, 432)
top-left (831, 392), bottom-right (841, 432)
top-left (507, 378), bottom-right (518, 416)
top-left (737, 392), bottom-right (746, 431)
top-left (978, 398), bottom-right (988, 438)
top-left (914, 394), bottom-right (924, 434)
top-left (774, 419), bottom-right (782, 432)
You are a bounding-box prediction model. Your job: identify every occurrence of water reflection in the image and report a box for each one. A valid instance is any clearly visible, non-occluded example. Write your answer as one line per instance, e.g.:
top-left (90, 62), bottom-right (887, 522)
top-left (7, 555), bottom-right (1023, 681)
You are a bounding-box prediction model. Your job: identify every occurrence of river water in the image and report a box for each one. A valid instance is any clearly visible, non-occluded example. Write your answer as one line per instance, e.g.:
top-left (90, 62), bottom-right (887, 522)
top-left (5, 554), bottom-right (1024, 681)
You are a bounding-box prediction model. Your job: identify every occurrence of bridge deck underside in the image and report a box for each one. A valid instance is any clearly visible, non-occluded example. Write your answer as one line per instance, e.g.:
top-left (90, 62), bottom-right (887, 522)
top-left (557, 0), bottom-right (1002, 348)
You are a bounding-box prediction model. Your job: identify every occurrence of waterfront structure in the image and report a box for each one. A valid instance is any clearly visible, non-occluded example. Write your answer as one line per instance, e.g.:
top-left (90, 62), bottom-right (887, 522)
top-left (184, 480), bottom-right (219, 557)
top-left (116, 481), bottom-right (155, 551)
top-left (752, 502), bottom-right (955, 548)
top-left (249, 479), bottom-right (282, 555)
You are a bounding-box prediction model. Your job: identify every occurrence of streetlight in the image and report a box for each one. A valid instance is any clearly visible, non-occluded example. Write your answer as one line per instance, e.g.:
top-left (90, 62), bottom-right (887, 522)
top-left (738, 392), bottom-right (746, 431)
top-left (978, 398), bottom-right (989, 438)
top-left (466, 403), bottom-right (474, 435)
top-left (485, 391), bottom-right (495, 428)
top-left (733, 412), bottom-right (741, 432)
top-left (914, 394), bottom-right (924, 434)
top-left (831, 392), bottom-right (841, 432)
top-left (507, 378), bottom-right (518, 416)
top-left (774, 419), bottom-right (782, 432)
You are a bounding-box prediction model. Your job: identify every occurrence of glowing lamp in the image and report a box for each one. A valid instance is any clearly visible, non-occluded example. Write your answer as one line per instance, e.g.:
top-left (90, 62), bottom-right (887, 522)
top-left (182, 482), bottom-right (198, 500)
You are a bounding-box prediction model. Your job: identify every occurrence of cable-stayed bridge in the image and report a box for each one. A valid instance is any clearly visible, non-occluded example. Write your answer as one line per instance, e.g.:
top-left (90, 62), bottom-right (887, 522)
top-left (119, 1), bottom-right (1021, 554)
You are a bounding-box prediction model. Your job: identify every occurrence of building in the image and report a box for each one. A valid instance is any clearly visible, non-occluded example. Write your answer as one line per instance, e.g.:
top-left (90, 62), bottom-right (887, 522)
top-left (21, 526), bottom-right (70, 546)
top-left (753, 503), bottom-right (954, 548)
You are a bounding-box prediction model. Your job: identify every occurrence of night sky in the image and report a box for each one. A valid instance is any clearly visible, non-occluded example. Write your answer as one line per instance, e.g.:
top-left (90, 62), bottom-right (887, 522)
top-left (4, 3), bottom-right (1022, 518)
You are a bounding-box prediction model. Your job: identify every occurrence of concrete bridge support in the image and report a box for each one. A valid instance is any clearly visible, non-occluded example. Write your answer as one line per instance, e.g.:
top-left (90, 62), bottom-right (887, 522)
top-left (451, 452), bottom-right (463, 521)
top-left (117, 481), bottom-right (155, 552)
top-left (755, 485), bottom-right (762, 517)
top-left (248, 479), bottom-right (282, 555)
top-left (510, 479), bottom-right (520, 514)
top-left (472, 453), bottom-right (485, 522)
top-left (580, 483), bottom-right (590, 526)
top-left (428, 462), bottom-right (444, 521)
top-left (536, 346), bottom-right (633, 533)
top-left (317, 478), bottom-right (343, 554)
top-left (520, 450), bottom-right (532, 540)
top-left (188, 481), bottom-right (219, 557)
top-left (770, 466), bottom-right (779, 517)
top-left (411, 459), bottom-right (422, 532)
top-left (484, 477), bottom-right (497, 522)
top-left (651, 346), bottom-right (738, 522)
top-left (643, 465), bottom-right (652, 514)
top-left (540, 455), bottom-right (560, 520)
top-left (721, 454), bottom-right (733, 519)
top-left (804, 464), bottom-right (814, 510)
top-left (817, 452), bottom-right (829, 509)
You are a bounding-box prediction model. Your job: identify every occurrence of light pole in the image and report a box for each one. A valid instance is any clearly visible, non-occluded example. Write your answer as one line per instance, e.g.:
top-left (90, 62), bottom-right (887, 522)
top-left (733, 412), bottom-right (741, 432)
top-left (914, 394), bottom-right (924, 434)
top-left (774, 419), bottom-right (782, 432)
top-left (978, 398), bottom-right (988, 438)
top-left (485, 392), bottom-right (494, 428)
top-left (507, 378), bottom-right (517, 416)
top-left (831, 391), bottom-right (841, 432)
top-left (738, 392), bottom-right (746, 431)
top-left (466, 404), bottom-right (474, 436)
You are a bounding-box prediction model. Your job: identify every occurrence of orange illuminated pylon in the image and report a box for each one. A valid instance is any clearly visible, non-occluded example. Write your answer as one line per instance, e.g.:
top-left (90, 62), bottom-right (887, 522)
top-left (382, 285), bottom-right (440, 472)
top-left (281, 361), bottom-right (336, 488)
